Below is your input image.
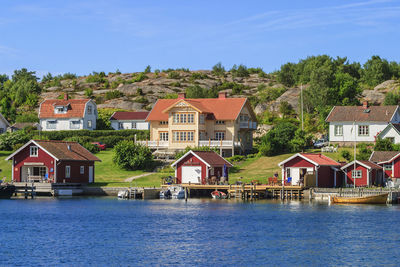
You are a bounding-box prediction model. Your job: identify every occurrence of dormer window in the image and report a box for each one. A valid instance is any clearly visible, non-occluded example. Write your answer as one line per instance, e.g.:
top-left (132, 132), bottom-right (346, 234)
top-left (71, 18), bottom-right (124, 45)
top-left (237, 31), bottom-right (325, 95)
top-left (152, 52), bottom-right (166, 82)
top-left (30, 146), bottom-right (38, 157)
top-left (55, 106), bottom-right (67, 114)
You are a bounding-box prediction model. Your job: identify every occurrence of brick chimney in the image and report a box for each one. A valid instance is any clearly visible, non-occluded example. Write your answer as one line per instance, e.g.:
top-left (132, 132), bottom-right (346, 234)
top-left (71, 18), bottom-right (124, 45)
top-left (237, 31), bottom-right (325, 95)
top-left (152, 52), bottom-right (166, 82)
top-left (218, 92), bottom-right (227, 99)
top-left (178, 93), bottom-right (186, 99)
top-left (64, 93), bottom-right (69, 100)
top-left (362, 101), bottom-right (368, 109)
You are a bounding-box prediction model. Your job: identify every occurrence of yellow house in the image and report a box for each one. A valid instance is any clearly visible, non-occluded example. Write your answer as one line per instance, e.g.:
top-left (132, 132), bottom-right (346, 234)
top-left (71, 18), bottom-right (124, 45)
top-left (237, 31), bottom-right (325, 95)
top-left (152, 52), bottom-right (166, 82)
top-left (140, 92), bottom-right (257, 156)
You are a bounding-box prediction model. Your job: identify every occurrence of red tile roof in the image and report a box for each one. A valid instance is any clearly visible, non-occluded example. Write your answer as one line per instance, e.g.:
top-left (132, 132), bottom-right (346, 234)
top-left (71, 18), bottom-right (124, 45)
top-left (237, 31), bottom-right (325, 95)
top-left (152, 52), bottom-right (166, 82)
top-left (34, 140), bottom-right (101, 161)
top-left (110, 111), bottom-right (149, 121)
top-left (146, 97), bottom-right (249, 121)
top-left (39, 99), bottom-right (91, 118)
top-left (300, 153), bottom-right (341, 166)
top-left (326, 105), bottom-right (398, 122)
top-left (193, 151), bottom-right (233, 167)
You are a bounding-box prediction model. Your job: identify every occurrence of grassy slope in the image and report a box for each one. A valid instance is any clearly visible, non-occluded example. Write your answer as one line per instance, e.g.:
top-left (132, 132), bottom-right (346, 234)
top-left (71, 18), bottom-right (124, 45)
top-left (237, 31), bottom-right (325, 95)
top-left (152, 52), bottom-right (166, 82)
top-left (0, 151), bottom-right (12, 182)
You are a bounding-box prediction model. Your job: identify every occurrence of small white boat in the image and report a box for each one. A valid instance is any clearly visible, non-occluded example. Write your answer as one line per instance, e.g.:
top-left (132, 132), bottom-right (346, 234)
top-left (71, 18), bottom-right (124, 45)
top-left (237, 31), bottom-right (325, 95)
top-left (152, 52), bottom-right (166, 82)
top-left (160, 189), bottom-right (172, 199)
top-left (169, 186), bottom-right (185, 199)
top-left (211, 190), bottom-right (227, 199)
top-left (118, 190), bottom-right (129, 199)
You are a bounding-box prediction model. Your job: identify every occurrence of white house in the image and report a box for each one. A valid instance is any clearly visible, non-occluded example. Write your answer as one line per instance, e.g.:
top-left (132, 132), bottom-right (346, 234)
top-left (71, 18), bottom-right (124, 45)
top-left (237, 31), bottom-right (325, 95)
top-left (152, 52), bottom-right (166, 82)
top-left (0, 113), bottom-right (10, 134)
top-left (39, 94), bottom-right (98, 131)
top-left (326, 102), bottom-right (400, 144)
top-left (110, 111), bottom-right (149, 130)
top-left (377, 123), bottom-right (400, 143)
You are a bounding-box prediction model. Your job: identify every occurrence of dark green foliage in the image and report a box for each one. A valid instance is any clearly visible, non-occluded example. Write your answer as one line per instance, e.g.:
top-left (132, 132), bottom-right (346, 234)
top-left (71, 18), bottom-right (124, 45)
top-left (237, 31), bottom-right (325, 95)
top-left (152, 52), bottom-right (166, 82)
top-left (374, 138), bottom-right (393, 151)
top-left (15, 113), bottom-right (39, 123)
top-left (212, 62), bottom-right (225, 76)
top-left (163, 93), bottom-right (178, 99)
top-left (131, 73), bottom-right (148, 82)
top-left (341, 150), bottom-right (352, 161)
top-left (86, 71), bottom-right (107, 83)
top-left (357, 143), bottom-right (372, 160)
top-left (215, 81), bottom-right (249, 95)
top-left (105, 90), bottom-right (123, 100)
top-left (258, 122), bottom-right (297, 156)
top-left (135, 96), bottom-right (148, 104)
top-left (113, 140), bottom-right (153, 170)
top-left (169, 81), bottom-right (181, 87)
top-left (277, 63), bottom-right (297, 87)
top-left (136, 88), bottom-right (143, 96)
top-left (230, 64), bottom-right (249, 77)
top-left (226, 155), bottom-right (246, 163)
top-left (144, 65), bottom-right (151, 73)
top-left (83, 142), bottom-right (100, 154)
top-left (189, 72), bottom-right (208, 82)
top-left (168, 71), bottom-right (180, 79)
top-left (85, 88), bottom-right (93, 98)
top-left (362, 55), bottom-right (392, 87)
top-left (384, 91), bottom-right (400, 105)
top-left (186, 85), bottom-right (218, 98)
top-left (279, 101), bottom-right (294, 118)
top-left (0, 131), bottom-right (32, 150)
top-left (257, 85), bottom-right (286, 103)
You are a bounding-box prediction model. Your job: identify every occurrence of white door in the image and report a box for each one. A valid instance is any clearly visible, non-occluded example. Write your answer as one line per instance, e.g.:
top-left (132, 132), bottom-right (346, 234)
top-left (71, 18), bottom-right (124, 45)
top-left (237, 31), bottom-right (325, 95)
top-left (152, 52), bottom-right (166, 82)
top-left (88, 166), bottom-right (94, 183)
top-left (181, 166), bottom-right (201, 184)
top-left (289, 167), bottom-right (300, 184)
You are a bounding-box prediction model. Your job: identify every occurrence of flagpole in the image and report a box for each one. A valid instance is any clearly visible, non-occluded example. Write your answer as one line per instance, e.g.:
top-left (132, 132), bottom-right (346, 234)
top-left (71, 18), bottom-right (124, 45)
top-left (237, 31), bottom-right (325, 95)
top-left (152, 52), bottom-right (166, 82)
top-left (301, 84), bottom-right (304, 131)
top-left (354, 121), bottom-right (356, 189)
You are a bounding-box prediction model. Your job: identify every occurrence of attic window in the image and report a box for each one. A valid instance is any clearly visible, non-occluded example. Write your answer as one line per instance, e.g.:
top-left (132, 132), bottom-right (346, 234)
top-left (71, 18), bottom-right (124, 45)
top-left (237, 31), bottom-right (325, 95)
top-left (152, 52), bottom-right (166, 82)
top-left (363, 109), bottom-right (370, 113)
top-left (55, 106), bottom-right (67, 114)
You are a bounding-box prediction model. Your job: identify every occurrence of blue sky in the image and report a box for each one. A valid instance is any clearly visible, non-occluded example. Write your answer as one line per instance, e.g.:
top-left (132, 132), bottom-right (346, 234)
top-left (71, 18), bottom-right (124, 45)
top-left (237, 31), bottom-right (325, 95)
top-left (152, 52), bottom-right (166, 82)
top-left (1, 0), bottom-right (400, 77)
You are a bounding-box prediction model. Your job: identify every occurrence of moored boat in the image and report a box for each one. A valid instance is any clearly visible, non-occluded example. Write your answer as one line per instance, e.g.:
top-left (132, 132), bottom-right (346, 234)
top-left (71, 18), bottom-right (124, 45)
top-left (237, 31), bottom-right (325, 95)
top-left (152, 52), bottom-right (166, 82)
top-left (0, 184), bottom-right (16, 199)
top-left (211, 190), bottom-right (227, 199)
top-left (331, 193), bottom-right (388, 204)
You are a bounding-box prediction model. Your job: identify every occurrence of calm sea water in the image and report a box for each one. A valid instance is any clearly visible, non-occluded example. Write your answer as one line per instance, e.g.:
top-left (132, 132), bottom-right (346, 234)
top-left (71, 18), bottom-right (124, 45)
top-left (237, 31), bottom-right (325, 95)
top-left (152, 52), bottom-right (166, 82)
top-left (1, 197), bottom-right (400, 267)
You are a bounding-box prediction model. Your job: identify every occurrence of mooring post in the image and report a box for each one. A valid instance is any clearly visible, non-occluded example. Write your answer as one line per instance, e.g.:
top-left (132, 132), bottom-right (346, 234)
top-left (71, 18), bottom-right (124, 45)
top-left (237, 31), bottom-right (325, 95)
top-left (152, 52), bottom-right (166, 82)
top-left (185, 187), bottom-right (188, 202)
top-left (24, 183), bottom-right (28, 199)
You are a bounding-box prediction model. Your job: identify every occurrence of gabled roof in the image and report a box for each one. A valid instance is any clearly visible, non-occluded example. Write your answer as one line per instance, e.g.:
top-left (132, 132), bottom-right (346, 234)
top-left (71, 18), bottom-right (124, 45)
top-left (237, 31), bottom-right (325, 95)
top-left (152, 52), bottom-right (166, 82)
top-left (369, 151), bottom-right (400, 164)
top-left (278, 153), bottom-right (340, 167)
top-left (325, 105), bottom-right (398, 122)
top-left (146, 97), bottom-right (250, 121)
top-left (110, 111), bottom-right (149, 121)
top-left (9, 122), bottom-right (39, 130)
top-left (39, 99), bottom-right (92, 119)
top-left (171, 150), bottom-right (233, 168)
top-left (0, 113), bottom-right (10, 127)
top-left (341, 160), bottom-right (382, 170)
top-left (377, 123), bottom-right (400, 138)
top-left (6, 140), bottom-right (101, 162)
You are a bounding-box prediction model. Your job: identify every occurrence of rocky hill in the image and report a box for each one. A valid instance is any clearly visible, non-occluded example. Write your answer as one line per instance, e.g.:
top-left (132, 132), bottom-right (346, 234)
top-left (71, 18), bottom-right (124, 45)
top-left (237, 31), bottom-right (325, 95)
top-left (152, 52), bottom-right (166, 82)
top-left (40, 70), bottom-right (400, 116)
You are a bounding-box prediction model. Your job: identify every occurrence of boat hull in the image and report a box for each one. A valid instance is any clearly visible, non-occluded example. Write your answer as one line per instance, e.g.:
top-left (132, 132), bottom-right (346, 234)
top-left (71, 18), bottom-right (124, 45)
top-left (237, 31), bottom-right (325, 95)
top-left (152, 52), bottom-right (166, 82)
top-left (332, 193), bottom-right (388, 204)
top-left (0, 185), bottom-right (16, 199)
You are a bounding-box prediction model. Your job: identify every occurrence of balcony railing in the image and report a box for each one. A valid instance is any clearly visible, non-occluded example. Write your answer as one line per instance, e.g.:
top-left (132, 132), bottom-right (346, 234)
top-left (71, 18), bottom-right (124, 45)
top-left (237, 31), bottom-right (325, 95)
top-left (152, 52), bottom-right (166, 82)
top-left (239, 121), bottom-right (257, 129)
top-left (136, 140), bottom-right (169, 148)
top-left (136, 140), bottom-right (241, 149)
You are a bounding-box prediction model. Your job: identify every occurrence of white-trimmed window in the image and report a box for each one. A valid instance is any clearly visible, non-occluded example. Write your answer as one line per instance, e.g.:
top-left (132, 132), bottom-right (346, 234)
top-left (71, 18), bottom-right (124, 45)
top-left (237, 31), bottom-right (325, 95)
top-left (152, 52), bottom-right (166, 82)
top-left (187, 132), bottom-right (194, 141)
top-left (180, 114), bottom-right (187, 123)
top-left (159, 132), bottom-right (169, 141)
top-left (46, 120), bottom-right (57, 129)
top-left (160, 121), bottom-right (168, 125)
top-left (70, 120), bottom-right (80, 129)
top-left (80, 166), bottom-right (85, 174)
top-left (216, 120), bottom-right (225, 125)
top-left (118, 122), bottom-right (123, 129)
top-left (173, 113), bottom-right (179, 123)
top-left (30, 146), bottom-right (38, 157)
top-left (172, 131), bottom-right (194, 142)
top-left (55, 106), bottom-right (66, 114)
top-left (352, 170), bottom-right (362, 179)
top-left (199, 114), bottom-right (205, 124)
top-left (358, 125), bottom-right (369, 136)
top-left (131, 122), bottom-right (137, 129)
top-left (334, 125), bottom-right (343, 136)
top-left (87, 105), bottom-right (92, 115)
top-left (384, 164), bottom-right (392, 170)
top-left (87, 120), bottom-right (92, 128)
top-left (65, 166), bottom-right (71, 178)
top-left (215, 132), bottom-right (225, 140)
top-left (188, 114), bottom-right (194, 123)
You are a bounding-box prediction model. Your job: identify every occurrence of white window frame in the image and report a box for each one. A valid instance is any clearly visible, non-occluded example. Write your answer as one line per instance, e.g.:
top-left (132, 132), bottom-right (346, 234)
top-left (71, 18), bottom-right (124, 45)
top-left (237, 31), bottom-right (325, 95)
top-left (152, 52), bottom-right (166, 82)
top-left (173, 113), bottom-right (179, 123)
top-left (131, 122), bottom-right (137, 129)
top-left (358, 125), bottom-right (369, 136)
top-left (334, 125), bottom-right (343, 136)
top-left (87, 120), bottom-right (92, 128)
top-left (80, 166), bottom-right (85, 174)
top-left (384, 164), bottom-right (392, 171)
top-left (199, 114), bottom-right (205, 124)
top-left (159, 132), bottom-right (169, 141)
top-left (351, 170), bottom-right (362, 179)
top-left (46, 120), bottom-right (57, 129)
top-left (87, 105), bottom-right (92, 115)
top-left (216, 120), bottom-right (225, 125)
top-left (66, 166), bottom-right (71, 178)
top-left (70, 120), bottom-right (81, 130)
top-left (30, 146), bottom-right (38, 157)
top-left (188, 114), bottom-right (194, 123)
top-left (215, 132), bottom-right (225, 140)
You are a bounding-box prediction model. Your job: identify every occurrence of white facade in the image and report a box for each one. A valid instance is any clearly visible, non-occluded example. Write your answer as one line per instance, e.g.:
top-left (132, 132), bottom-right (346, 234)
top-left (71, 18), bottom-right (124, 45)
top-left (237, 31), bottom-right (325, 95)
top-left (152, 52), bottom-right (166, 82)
top-left (40, 100), bottom-right (98, 131)
top-left (111, 120), bottom-right (149, 130)
top-left (378, 124), bottom-right (400, 144)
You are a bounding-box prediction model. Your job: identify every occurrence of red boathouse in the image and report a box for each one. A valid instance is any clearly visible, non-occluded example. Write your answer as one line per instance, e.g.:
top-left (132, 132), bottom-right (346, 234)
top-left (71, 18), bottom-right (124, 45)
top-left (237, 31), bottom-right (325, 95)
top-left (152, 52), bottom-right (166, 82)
top-left (6, 140), bottom-right (101, 183)
top-left (278, 153), bottom-right (341, 187)
top-left (341, 160), bottom-right (383, 187)
top-left (171, 150), bottom-right (233, 184)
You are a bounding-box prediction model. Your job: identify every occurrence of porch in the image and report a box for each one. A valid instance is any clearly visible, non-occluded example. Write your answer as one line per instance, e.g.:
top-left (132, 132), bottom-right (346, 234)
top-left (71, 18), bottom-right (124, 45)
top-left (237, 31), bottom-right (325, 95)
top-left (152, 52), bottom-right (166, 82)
top-left (20, 165), bottom-right (54, 183)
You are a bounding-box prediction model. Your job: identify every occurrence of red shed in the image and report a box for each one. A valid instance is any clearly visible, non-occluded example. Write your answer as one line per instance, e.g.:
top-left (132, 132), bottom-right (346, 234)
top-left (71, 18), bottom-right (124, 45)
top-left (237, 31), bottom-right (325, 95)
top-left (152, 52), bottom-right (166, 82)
top-left (6, 140), bottom-right (101, 183)
top-left (341, 160), bottom-right (383, 187)
top-left (278, 153), bottom-right (341, 187)
top-left (171, 150), bottom-right (233, 184)
top-left (369, 151), bottom-right (400, 179)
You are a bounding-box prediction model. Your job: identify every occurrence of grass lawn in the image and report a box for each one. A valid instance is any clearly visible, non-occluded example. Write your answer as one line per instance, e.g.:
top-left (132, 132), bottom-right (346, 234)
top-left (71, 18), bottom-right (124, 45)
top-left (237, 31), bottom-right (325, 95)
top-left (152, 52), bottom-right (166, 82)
top-left (0, 151), bottom-right (12, 182)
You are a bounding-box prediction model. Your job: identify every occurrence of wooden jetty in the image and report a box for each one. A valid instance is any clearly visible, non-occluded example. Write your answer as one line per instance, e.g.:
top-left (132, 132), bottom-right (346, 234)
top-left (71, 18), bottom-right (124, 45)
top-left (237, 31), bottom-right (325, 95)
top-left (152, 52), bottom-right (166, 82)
top-left (161, 184), bottom-right (304, 200)
top-left (12, 182), bottom-right (83, 198)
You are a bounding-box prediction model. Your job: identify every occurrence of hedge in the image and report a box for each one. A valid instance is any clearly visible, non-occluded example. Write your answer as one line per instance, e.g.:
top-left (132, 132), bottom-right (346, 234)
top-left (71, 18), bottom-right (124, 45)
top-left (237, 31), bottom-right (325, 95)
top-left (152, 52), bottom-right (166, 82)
top-left (33, 129), bottom-right (149, 141)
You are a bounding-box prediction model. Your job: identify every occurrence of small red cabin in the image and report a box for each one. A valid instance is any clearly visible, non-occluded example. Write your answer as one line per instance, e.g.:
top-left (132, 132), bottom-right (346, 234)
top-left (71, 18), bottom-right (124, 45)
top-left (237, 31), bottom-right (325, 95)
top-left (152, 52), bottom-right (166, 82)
top-left (171, 150), bottom-right (233, 184)
top-left (369, 151), bottom-right (400, 179)
top-left (6, 140), bottom-right (101, 183)
top-left (341, 160), bottom-right (383, 187)
top-left (278, 153), bottom-right (341, 187)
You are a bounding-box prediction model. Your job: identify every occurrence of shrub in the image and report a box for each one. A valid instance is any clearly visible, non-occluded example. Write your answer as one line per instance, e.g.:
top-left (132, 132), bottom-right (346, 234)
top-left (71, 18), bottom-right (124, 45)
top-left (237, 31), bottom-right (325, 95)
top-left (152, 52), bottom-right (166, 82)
top-left (105, 90), bottom-right (123, 100)
top-left (15, 113), bottom-right (39, 123)
top-left (212, 62), bottom-right (225, 76)
top-left (135, 96), bottom-right (148, 104)
top-left (226, 155), bottom-right (245, 163)
top-left (169, 81), bottom-right (181, 87)
top-left (230, 64), bottom-right (249, 77)
top-left (83, 142), bottom-right (100, 154)
top-left (374, 138), bottom-right (393, 151)
top-left (168, 71), bottom-right (180, 79)
top-left (113, 140), bottom-right (153, 170)
top-left (0, 131), bottom-right (32, 151)
top-left (131, 73), bottom-right (148, 82)
top-left (86, 71), bottom-right (106, 83)
top-left (85, 88), bottom-right (93, 98)
top-left (340, 150), bottom-right (352, 161)
top-left (144, 65), bottom-right (151, 73)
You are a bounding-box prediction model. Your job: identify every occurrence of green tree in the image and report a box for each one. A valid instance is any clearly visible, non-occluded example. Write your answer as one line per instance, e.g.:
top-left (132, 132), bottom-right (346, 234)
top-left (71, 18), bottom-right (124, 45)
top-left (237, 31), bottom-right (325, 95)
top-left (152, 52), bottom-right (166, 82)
top-left (384, 91), bottom-right (400, 105)
top-left (277, 62), bottom-right (297, 86)
top-left (259, 122), bottom-right (297, 156)
top-left (144, 65), bottom-right (151, 73)
top-left (113, 140), bottom-right (153, 170)
top-left (374, 138), bottom-right (393, 151)
top-left (212, 62), bottom-right (225, 76)
top-left (362, 55), bottom-right (391, 87)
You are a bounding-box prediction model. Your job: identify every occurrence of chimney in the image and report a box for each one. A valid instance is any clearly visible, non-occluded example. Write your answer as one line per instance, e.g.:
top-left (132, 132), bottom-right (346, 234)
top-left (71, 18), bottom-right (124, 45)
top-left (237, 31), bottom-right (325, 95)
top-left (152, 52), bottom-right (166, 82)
top-left (218, 92), bottom-right (227, 99)
top-left (64, 93), bottom-right (69, 100)
top-left (362, 101), bottom-right (368, 109)
top-left (178, 93), bottom-right (186, 99)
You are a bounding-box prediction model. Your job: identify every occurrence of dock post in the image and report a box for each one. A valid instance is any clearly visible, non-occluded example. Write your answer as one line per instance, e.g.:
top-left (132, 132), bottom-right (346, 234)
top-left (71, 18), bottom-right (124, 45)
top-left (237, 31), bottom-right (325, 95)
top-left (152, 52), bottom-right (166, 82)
top-left (24, 183), bottom-right (28, 199)
top-left (185, 187), bottom-right (188, 202)
top-left (31, 182), bottom-right (34, 199)
top-left (250, 187), bottom-right (253, 201)
top-left (134, 188), bottom-right (136, 200)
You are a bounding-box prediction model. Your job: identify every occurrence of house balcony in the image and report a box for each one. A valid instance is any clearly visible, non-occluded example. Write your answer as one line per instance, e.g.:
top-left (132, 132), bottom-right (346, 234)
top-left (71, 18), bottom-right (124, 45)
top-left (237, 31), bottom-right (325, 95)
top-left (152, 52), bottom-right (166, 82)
top-left (136, 140), bottom-right (241, 149)
top-left (239, 121), bottom-right (257, 130)
top-left (136, 140), bottom-right (169, 149)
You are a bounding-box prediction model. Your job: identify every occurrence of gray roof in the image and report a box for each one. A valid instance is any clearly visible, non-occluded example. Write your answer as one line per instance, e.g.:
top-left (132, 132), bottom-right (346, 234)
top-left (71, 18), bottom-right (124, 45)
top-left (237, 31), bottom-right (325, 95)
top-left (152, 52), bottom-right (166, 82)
top-left (326, 105), bottom-right (398, 122)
